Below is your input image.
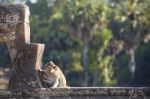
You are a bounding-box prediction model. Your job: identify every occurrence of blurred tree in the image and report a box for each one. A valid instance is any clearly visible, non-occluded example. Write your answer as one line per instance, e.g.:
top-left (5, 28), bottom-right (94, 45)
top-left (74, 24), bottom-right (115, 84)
top-left (109, 0), bottom-right (150, 85)
top-left (50, 0), bottom-right (116, 86)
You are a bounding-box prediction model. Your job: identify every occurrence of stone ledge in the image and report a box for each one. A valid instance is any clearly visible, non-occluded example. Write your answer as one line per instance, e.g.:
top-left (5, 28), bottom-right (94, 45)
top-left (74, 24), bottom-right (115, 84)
top-left (0, 87), bottom-right (150, 99)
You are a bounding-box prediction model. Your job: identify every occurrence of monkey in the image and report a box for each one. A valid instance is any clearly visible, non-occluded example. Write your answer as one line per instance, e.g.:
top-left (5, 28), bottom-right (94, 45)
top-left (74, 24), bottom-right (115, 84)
top-left (38, 61), bottom-right (67, 88)
top-left (43, 61), bottom-right (67, 88)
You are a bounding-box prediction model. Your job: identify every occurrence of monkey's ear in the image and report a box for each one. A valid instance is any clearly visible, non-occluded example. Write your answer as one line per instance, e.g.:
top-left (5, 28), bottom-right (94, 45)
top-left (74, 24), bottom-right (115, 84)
top-left (49, 61), bottom-right (56, 66)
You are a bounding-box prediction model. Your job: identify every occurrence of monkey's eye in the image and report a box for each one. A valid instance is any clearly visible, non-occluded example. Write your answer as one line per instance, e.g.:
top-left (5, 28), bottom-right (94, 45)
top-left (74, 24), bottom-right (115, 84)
top-left (53, 66), bottom-right (56, 69)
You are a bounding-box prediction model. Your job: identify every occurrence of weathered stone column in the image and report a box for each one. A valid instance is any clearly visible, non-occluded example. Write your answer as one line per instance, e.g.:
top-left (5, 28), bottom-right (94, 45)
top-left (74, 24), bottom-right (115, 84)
top-left (8, 43), bottom-right (45, 90)
top-left (0, 4), bottom-right (45, 90)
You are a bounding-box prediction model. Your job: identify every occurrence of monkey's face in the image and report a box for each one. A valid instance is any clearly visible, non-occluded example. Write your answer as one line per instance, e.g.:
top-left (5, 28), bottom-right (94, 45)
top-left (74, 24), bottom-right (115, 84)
top-left (44, 61), bottom-right (57, 75)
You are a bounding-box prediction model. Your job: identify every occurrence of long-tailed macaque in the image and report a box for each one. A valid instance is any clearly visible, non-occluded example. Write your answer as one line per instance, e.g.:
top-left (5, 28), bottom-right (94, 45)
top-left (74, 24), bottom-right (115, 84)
top-left (38, 61), bottom-right (67, 88)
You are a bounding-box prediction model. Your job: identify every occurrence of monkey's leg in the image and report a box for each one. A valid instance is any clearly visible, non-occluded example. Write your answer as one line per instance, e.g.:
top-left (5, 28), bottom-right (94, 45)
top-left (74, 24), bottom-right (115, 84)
top-left (43, 79), bottom-right (54, 87)
top-left (43, 79), bottom-right (54, 84)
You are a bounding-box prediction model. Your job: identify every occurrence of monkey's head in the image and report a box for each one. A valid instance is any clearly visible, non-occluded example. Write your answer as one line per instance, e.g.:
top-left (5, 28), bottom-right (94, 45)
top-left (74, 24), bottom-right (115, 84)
top-left (44, 61), bottom-right (58, 75)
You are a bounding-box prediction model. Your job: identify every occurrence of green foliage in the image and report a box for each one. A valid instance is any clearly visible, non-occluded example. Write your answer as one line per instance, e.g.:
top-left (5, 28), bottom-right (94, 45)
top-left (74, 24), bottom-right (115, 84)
top-left (89, 28), bottom-right (116, 86)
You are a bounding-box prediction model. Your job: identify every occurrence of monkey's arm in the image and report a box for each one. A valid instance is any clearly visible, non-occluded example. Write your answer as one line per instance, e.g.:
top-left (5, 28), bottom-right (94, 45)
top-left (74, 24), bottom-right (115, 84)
top-left (36, 70), bottom-right (45, 88)
top-left (51, 78), bottom-right (59, 88)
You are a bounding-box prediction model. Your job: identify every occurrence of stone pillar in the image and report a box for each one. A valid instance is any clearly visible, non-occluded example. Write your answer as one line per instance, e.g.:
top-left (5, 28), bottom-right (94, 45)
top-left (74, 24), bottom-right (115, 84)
top-left (8, 43), bottom-right (45, 90)
top-left (0, 4), bottom-right (45, 90)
